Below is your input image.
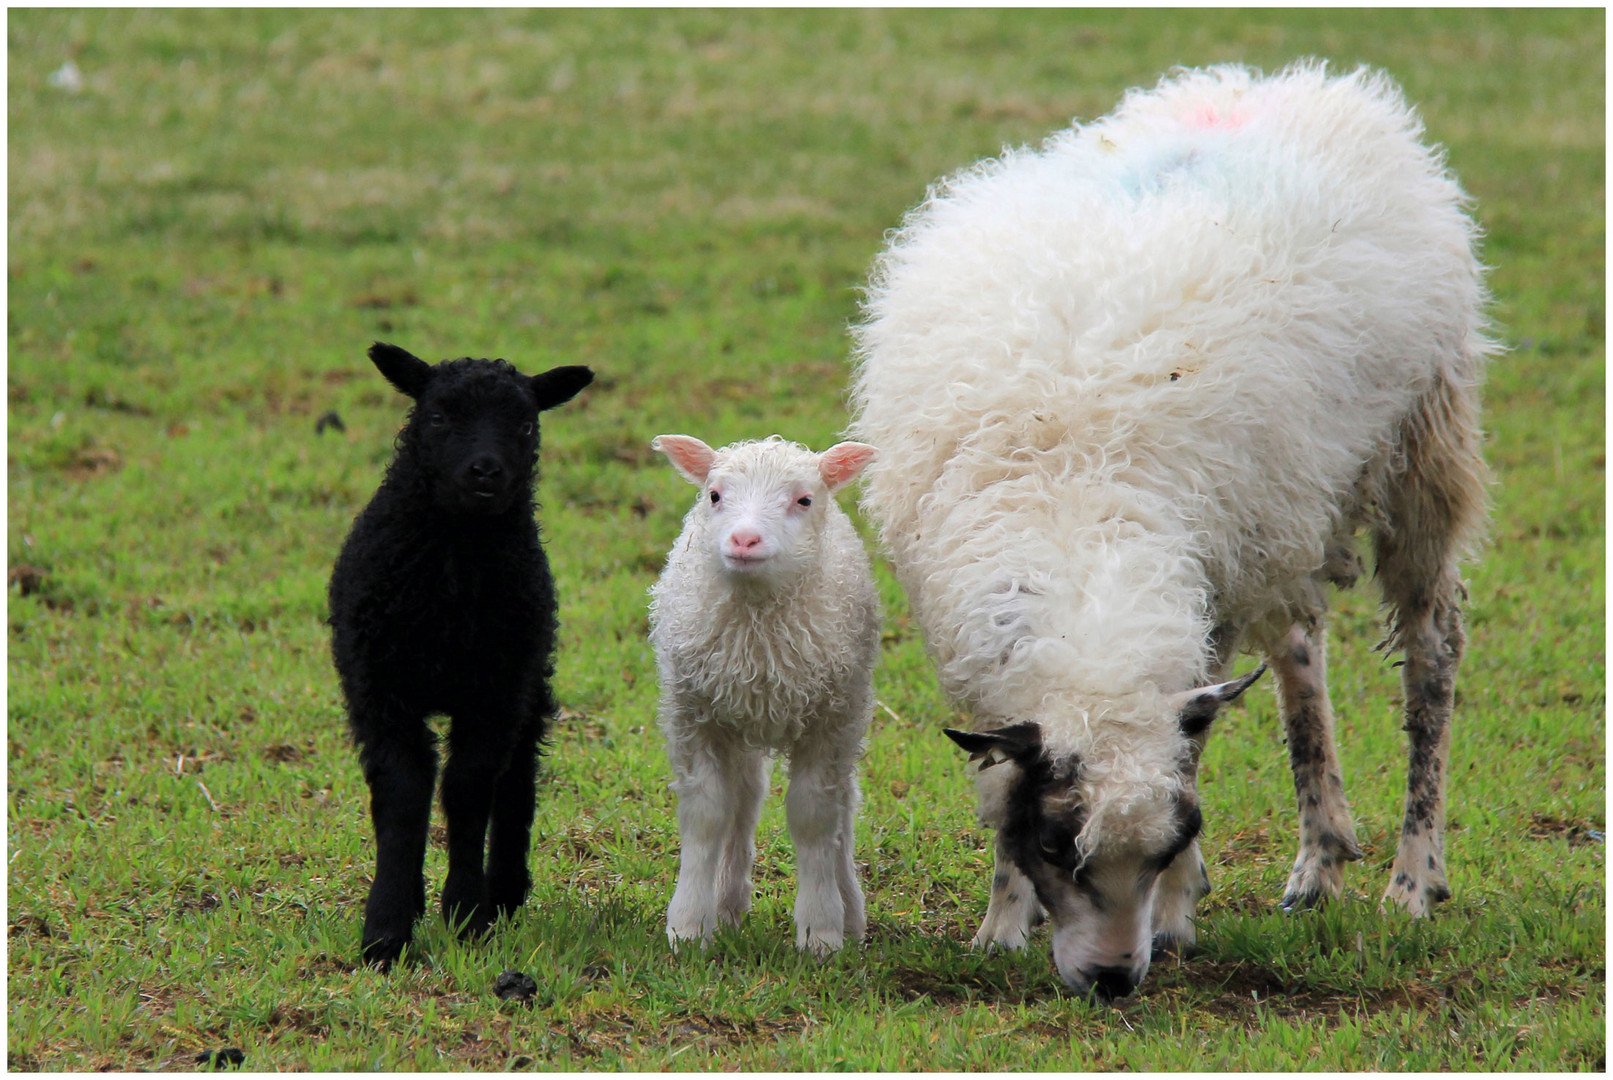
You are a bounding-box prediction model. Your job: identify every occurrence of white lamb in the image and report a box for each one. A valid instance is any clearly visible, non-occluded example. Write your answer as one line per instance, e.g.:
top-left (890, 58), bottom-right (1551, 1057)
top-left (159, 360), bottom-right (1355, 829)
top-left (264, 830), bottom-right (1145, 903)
top-left (849, 62), bottom-right (1492, 999)
top-left (648, 434), bottom-right (881, 956)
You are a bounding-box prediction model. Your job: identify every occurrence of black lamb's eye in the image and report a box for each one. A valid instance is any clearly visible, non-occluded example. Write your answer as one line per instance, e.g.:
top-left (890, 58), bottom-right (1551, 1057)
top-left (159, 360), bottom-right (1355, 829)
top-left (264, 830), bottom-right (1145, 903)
top-left (429, 411), bottom-right (446, 426)
top-left (797, 496), bottom-right (812, 508)
top-left (521, 421), bottom-right (534, 436)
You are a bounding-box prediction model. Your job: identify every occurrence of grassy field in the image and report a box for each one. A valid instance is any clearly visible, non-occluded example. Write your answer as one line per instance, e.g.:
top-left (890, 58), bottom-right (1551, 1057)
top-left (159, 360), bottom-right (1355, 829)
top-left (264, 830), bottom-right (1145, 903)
top-left (7, 9), bottom-right (1604, 1071)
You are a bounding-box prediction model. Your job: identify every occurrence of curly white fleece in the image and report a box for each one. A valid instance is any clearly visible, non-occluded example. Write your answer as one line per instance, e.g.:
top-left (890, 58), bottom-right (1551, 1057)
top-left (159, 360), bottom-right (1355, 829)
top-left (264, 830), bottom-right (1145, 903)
top-left (849, 62), bottom-right (1492, 852)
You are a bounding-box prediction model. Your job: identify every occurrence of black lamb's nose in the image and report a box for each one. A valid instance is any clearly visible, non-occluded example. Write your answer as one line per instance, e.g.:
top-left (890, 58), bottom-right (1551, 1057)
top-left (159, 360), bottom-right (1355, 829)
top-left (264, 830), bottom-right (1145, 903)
top-left (1087, 966), bottom-right (1139, 1001)
top-left (469, 457), bottom-right (504, 481)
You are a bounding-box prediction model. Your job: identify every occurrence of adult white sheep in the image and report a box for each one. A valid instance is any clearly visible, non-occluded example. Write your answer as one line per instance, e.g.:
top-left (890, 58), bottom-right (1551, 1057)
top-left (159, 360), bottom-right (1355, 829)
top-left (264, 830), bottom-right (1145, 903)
top-left (648, 434), bottom-right (881, 956)
top-left (848, 62), bottom-right (1492, 999)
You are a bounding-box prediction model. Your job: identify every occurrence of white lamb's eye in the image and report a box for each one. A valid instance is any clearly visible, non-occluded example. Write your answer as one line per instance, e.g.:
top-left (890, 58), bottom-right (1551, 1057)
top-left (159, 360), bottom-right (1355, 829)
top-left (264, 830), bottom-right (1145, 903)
top-left (709, 490), bottom-right (721, 505)
top-left (796, 496), bottom-right (812, 508)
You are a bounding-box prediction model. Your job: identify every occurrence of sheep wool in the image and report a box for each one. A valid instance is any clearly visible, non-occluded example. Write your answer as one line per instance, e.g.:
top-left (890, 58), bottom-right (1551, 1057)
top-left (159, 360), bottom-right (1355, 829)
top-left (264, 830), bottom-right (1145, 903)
top-left (850, 62), bottom-right (1492, 996)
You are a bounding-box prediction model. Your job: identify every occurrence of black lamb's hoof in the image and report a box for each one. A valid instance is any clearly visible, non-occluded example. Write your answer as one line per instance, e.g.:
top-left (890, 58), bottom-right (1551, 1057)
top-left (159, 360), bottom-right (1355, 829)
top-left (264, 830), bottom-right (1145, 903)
top-left (493, 969), bottom-right (539, 1003)
top-left (195, 1047), bottom-right (246, 1070)
top-left (361, 934), bottom-right (410, 971)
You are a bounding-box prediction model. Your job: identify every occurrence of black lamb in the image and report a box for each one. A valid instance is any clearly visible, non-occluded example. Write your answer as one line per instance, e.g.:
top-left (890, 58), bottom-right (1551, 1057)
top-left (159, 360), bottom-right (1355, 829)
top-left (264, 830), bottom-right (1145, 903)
top-left (328, 341), bottom-right (593, 969)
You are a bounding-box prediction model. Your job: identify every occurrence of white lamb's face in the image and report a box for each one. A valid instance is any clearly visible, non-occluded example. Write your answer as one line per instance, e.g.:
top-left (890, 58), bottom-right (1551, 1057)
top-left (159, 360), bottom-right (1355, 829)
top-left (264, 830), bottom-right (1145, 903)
top-left (702, 460), bottom-right (822, 582)
top-left (649, 434), bottom-right (878, 586)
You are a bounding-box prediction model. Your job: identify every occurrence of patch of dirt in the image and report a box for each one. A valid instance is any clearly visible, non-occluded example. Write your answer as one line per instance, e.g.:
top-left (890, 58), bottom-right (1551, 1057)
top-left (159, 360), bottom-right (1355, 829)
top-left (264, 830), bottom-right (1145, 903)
top-left (9, 564), bottom-right (47, 596)
top-left (263, 742), bottom-right (308, 764)
top-left (61, 443), bottom-right (123, 480)
top-left (8, 914), bottom-right (52, 939)
top-left (1526, 812), bottom-right (1604, 848)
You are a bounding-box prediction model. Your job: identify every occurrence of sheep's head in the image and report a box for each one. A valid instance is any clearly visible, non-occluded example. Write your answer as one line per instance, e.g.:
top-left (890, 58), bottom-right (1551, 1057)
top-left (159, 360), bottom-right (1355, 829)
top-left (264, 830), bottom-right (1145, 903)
top-left (369, 342), bottom-right (592, 516)
top-left (651, 434), bottom-right (876, 584)
top-left (945, 665), bottom-right (1264, 1000)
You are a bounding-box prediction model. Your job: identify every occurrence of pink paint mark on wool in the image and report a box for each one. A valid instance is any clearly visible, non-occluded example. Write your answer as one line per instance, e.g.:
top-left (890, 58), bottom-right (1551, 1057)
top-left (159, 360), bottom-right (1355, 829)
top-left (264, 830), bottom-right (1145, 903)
top-left (1185, 103), bottom-right (1251, 130)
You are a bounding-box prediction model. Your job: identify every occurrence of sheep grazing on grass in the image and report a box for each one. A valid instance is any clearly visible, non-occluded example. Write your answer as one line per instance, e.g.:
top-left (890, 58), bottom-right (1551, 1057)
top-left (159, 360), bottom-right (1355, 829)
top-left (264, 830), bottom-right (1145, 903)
top-left (849, 63), bottom-right (1492, 999)
top-left (648, 434), bottom-right (881, 956)
top-left (329, 341), bottom-right (593, 969)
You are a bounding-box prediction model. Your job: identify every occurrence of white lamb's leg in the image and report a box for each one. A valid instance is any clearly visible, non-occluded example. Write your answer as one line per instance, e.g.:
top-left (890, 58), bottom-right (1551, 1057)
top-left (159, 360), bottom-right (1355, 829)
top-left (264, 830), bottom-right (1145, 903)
top-left (715, 748), bottom-right (770, 927)
top-left (972, 840), bottom-right (1042, 952)
top-left (835, 770), bottom-right (867, 945)
top-left (785, 738), bottom-right (857, 957)
top-left (665, 726), bottom-right (747, 947)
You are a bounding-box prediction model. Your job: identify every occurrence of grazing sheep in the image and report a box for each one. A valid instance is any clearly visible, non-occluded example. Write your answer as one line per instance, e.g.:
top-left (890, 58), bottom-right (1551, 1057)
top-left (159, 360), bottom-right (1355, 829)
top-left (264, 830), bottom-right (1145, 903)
top-left (329, 341), bottom-right (593, 968)
top-left (849, 62), bottom-right (1492, 998)
top-left (648, 435), bottom-right (880, 956)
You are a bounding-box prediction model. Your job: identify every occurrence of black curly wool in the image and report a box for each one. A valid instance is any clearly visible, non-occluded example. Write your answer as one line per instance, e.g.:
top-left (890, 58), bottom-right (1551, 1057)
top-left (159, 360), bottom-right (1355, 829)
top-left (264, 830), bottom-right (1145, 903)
top-left (328, 342), bottom-right (592, 969)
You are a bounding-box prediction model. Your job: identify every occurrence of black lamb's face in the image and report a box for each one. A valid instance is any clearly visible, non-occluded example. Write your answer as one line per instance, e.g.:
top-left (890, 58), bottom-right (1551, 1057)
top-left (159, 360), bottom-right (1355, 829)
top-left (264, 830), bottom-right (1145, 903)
top-left (411, 366), bottom-right (541, 516)
top-left (367, 343), bottom-right (594, 517)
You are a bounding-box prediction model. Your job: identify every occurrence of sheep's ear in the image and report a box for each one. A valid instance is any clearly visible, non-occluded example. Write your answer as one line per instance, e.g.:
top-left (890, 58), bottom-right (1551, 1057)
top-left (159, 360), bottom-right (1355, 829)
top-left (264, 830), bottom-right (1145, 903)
top-left (530, 365), bottom-right (594, 411)
top-left (651, 434), bottom-right (717, 485)
top-left (818, 441), bottom-right (877, 492)
top-left (1176, 663), bottom-right (1267, 737)
top-left (944, 722), bottom-right (1043, 764)
top-left (369, 342), bottom-right (434, 399)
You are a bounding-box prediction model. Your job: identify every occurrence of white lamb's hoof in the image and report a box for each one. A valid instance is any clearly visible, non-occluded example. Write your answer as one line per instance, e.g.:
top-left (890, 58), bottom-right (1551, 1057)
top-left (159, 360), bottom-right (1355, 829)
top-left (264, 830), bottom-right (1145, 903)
top-left (796, 925), bottom-right (844, 958)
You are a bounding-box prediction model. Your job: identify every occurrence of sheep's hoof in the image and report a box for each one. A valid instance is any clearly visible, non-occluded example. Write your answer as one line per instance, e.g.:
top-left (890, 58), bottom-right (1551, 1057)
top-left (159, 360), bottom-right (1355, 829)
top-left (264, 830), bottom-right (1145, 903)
top-left (361, 934), bottom-right (410, 971)
top-left (796, 928), bottom-right (843, 958)
top-left (1150, 932), bottom-right (1197, 960)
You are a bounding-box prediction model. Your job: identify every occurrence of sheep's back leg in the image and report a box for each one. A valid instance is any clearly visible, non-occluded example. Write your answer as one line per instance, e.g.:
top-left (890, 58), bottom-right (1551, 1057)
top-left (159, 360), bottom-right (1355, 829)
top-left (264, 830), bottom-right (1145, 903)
top-left (356, 722), bottom-right (438, 969)
top-left (835, 767), bottom-right (867, 945)
top-left (971, 841), bottom-right (1044, 953)
top-left (1271, 620), bottom-right (1364, 909)
top-left (1374, 367), bottom-right (1485, 916)
top-left (486, 725), bottom-right (542, 919)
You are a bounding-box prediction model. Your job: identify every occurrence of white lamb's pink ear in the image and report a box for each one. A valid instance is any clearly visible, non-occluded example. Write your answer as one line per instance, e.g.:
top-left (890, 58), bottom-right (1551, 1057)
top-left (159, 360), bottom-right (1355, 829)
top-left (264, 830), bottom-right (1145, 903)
top-left (650, 434), bottom-right (717, 486)
top-left (817, 442), bottom-right (877, 492)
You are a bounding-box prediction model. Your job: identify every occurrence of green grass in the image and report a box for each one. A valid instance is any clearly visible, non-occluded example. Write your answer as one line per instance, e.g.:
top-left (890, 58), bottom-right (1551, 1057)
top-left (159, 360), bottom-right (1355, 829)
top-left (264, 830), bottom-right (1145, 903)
top-left (8, 8), bottom-right (1604, 1071)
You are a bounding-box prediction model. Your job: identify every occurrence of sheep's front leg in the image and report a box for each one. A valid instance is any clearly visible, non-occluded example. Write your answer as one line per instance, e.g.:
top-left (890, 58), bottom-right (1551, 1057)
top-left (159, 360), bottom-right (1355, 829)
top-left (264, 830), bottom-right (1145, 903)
top-left (715, 748), bottom-right (770, 928)
top-left (439, 734), bottom-right (507, 941)
top-left (1151, 840), bottom-right (1211, 954)
top-left (1382, 601), bottom-right (1462, 916)
top-left (971, 839), bottom-right (1043, 953)
top-left (784, 744), bottom-right (860, 957)
top-left (357, 725), bottom-right (438, 969)
top-left (1270, 621), bottom-right (1363, 910)
top-left (666, 729), bottom-right (751, 946)
top-left (486, 725), bottom-right (541, 919)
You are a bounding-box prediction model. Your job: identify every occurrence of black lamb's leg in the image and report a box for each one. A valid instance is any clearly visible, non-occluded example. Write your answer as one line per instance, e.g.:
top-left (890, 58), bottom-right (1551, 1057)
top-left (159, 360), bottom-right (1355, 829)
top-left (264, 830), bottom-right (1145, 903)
top-left (439, 731), bottom-right (507, 940)
top-left (487, 724), bottom-right (541, 918)
top-left (359, 724), bottom-right (438, 969)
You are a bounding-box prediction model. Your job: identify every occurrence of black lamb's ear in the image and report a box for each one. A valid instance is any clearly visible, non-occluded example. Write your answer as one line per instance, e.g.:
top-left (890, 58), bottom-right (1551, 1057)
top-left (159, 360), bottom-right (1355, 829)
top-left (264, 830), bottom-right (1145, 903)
top-left (1178, 663), bottom-right (1267, 737)
top-left (368, 342), bottom-right (434, 399)
top-left (530, 365), bottom-right (594, 411)
top-left (943, 722), bottom-right (1043, 763)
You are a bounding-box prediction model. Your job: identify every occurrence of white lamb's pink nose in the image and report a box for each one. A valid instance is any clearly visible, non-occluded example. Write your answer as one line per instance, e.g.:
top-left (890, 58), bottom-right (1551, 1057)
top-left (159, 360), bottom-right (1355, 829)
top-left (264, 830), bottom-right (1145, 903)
top-left (728, 529), bottom-right (763, 554)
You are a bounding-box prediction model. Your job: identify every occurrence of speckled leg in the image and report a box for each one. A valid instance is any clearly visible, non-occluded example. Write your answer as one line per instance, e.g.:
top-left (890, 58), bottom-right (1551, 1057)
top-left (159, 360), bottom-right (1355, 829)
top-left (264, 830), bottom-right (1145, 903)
top-left (1271, 621), bottom-right (1363, 909)
top-left (1381, 599), bottom-right (1462, 915)
top-left (972, 841), bottom-right (1043, 952)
